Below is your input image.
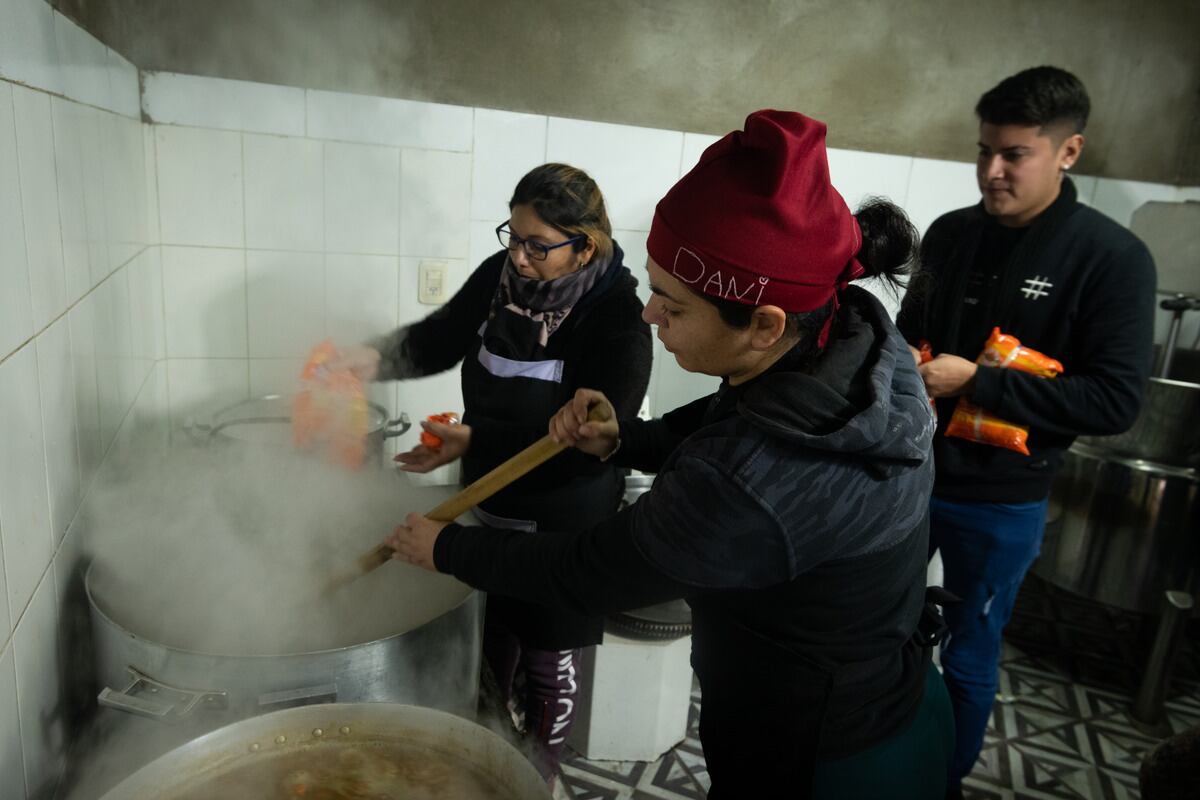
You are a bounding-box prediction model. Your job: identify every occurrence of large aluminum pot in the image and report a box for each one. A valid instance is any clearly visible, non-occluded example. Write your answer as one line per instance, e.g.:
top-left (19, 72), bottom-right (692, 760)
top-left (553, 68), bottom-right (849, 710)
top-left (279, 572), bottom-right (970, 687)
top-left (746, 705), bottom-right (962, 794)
top-left (1077, 377), bottom-right (1200, 468)
top-left (88, 471), bottom-right (485, 727)
top-left (1039, 443), bottom-right (1200, 613)
top-left (88, 566), bottom-right (483, 723)
top-left (99, 703), bottom-right (550, 799)
top-left (188, 394), bottom-right (412, 467)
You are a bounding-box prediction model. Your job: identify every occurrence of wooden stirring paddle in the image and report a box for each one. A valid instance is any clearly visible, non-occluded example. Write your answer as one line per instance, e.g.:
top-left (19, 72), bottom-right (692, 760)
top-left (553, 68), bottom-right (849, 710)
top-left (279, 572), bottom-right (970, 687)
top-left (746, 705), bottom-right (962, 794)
top-left (325, 401), bottom-right (612, 593)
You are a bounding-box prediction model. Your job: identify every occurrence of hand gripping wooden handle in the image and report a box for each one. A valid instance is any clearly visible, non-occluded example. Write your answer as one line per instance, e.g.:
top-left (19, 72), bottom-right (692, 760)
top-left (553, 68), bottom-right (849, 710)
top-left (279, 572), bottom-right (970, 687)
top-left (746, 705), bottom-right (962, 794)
top-left (327, 400), bottom-right (613, 591)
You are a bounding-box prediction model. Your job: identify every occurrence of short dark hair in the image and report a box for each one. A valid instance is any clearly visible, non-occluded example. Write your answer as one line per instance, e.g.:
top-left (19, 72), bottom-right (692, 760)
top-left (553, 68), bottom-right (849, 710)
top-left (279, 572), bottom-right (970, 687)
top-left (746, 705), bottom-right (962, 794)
top-left (975, 66), bottom-right (1090, 135)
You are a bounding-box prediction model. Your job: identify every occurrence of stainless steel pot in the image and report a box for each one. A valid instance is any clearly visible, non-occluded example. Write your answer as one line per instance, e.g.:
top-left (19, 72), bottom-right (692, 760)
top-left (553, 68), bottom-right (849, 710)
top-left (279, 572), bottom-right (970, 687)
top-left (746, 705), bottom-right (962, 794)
top-left (88, 564), bottom-right (484, 723)
top-left (1077, 377), bottom-right (1200, 468)
top-left (188, 394), bottom-right (412, 467)
top-left (99, 703), bottom-right (550, 800)
top-left (1039, 443), bottom-right (1200, 613)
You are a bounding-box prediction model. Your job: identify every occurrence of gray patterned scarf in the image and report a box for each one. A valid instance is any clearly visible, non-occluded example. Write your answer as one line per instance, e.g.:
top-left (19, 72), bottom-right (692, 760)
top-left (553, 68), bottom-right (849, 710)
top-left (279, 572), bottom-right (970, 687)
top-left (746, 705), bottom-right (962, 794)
top-left (488, 253), bottom-right (612, 353)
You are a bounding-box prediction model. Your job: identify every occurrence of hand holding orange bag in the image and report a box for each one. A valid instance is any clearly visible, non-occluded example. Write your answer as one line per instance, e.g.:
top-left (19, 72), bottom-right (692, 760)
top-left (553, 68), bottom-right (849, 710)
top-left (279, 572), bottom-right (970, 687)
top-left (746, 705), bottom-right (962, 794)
top-left (945, 328), bottom-right (1064, 456)
top-left (292, 340), bottom-right (370, 469)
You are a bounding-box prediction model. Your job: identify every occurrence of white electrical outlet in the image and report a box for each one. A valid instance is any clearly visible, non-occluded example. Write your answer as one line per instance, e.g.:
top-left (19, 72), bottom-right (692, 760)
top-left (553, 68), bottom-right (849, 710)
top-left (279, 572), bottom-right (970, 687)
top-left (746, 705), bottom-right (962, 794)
top-left (418, 261), bottom-right (448, 304)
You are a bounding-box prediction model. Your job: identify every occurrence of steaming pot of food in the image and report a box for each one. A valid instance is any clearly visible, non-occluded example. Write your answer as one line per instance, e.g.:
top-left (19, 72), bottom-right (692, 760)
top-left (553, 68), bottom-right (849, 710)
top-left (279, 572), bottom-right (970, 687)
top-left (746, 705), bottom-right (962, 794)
top-left (86, 446), bottom-right (485, 728)
top-left (99, 703), bottom-right (550, 800)
top-left (187, 394), bottom-right (413, 467)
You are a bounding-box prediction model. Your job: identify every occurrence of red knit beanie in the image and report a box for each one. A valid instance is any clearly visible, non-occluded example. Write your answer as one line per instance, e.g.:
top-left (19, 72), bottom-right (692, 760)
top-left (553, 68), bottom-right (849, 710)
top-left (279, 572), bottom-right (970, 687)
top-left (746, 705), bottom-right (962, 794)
top-left (647, 110), bottom-right (863, 328)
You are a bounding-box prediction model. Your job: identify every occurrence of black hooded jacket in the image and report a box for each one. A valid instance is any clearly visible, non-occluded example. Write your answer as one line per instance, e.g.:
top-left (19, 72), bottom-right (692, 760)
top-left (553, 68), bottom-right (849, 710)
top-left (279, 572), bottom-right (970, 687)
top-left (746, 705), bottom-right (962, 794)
top-left (434, 286), bottom-right (937, 794)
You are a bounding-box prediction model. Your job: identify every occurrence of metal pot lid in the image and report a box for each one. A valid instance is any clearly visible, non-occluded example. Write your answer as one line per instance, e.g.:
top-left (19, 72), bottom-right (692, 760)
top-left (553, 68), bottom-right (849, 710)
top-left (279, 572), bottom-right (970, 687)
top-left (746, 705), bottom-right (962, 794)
top-left (208, 394), bottom-right (392, 444)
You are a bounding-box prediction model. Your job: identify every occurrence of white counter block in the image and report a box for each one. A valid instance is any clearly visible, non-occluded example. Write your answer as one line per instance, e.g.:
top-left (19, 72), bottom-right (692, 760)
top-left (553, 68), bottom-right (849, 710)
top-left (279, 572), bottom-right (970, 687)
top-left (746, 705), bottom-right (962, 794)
top-left (568, 631), bottom-right (692, 762)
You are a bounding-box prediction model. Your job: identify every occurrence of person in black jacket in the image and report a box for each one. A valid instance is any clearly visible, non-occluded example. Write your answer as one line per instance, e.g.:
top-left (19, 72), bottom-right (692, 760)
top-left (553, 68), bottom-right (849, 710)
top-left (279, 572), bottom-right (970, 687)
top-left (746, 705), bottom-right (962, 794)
top-left (389, 110), bottom-right (956, 798)
top-left (330, 163), bottom-right (652, 785)
top-left (895, 66), bottom-right (1157, 797)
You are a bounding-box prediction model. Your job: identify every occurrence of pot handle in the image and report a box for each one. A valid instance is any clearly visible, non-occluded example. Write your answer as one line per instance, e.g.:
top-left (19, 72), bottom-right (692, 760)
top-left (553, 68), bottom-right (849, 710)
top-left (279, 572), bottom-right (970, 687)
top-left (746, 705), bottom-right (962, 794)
top-left (180, 417), bottom-right (213, 445)
top-left (382, 412), bottom-right (412, 439)
top-left (98, 667), bottom-right (229, 721)
top-left (257, 682), bottom-right (338, 710)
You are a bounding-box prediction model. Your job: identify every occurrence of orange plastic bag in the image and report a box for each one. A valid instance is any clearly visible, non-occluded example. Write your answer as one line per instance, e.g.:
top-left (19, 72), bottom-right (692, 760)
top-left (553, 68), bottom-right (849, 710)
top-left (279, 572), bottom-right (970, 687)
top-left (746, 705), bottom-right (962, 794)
top-left (419, 412), bottom-right (459, 451)
top-left (945, 328), bottom-right (1064, 456)
top-left (292, 340), bottom-right (369, 469)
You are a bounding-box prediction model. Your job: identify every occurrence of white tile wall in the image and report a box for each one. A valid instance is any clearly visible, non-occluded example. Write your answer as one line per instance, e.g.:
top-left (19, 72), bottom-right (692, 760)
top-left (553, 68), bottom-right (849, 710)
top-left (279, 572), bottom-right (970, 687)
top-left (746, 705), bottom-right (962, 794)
top-left (143, 125), bottom-right (160, 245)
top-left (246, 250), bottom-right (325, 357)
top-left (400, 149), bottom-right (471, 258)
top-left (166, 358), bottom-right (250, 424)
top-left (324, 141), bottom-right (400, 255)
top-left (679, 132), bottom-right (720, 174)
top-left (1070, 174), bottom-right (1099, 206)
top-left (249, 358), bottom-right (305, 398)
top-left (827, 147), bottom-right (914, 211)
top-left (902, 157), bottom-right (981, 237)
top-left (35, 318), bottom-right (81, 546)
top-left (79, 104), bottom-right (111, 284)
top-left (156, 125), bottom-right (245, 247)
top-left (143, 72), bottom-right (306, 136)
top-left (0, 345), bottom-right (53, 625)
top-left (244, 133), bottom-right (324, 252)
top-left (0, 0), bottom-right (62, 96)
top-left (468, 220), bottom-right (502, 279)
top-left (127, 247), bottom-right (166, 363)
top-left (546, 117), bottom-right (683, 231)
top-left (470, 108), bottom-right (547, 222)
top-left (13, 85), bottom-right (67, 331)
top-left (51, 98), bottom-right (91, 304)
top-left (101, 113), bottom-right (148, 270)
top-left (0, 16), bottom-right (195, 798)
top-left (0, 644), bottom-right (24, 800)
top-left (106, 49), bottom-right (140, 120)
top-left (13, 571), bottom-right (64, 797)
top-left (93, 270), bottom-right (136, 449)
top-left (68, 297), bottom-right (102, 487)
top-left (0, 527), bottom-right (9, 643)
top-left (326, 253), bottom-right (400, 345)
top-left (1092, 177), bottom-right (1179, 228)
top-left (53, 12), bottom-right (110, 111)
top-left (306, 89), bottom-right (473, 151)
top-left (0, 83), bottom-right (33, 360)
top-left (162, 246), bottom-right (247, 358)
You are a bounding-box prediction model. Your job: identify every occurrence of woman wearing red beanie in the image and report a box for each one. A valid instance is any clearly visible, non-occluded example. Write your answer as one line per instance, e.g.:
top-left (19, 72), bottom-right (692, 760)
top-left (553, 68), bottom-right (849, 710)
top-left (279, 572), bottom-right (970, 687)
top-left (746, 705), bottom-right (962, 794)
top-left (391, 110), bottom-right (955, 798)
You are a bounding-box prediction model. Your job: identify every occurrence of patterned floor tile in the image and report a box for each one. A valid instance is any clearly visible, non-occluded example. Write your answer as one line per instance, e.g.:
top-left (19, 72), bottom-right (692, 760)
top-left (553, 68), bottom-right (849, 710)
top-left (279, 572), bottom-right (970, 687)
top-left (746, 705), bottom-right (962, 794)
top-left (559, 576), bottom-right (1199, 800)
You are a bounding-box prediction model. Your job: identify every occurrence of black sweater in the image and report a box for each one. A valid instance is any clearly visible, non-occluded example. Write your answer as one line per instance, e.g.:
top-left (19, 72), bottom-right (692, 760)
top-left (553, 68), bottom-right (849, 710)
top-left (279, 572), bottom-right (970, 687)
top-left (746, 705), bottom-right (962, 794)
top-left (371, 246), bottom-right (652, 498)
top-left (373, 246), bottom-right (652, 649)
top-left (896, 178), bottom-right (1157, 503)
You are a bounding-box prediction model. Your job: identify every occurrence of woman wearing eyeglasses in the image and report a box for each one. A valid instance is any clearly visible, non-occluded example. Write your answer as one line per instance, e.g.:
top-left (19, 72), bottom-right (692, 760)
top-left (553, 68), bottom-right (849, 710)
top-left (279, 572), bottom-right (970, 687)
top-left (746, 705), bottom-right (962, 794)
top-left (331, 163), bottom-right (652, 785)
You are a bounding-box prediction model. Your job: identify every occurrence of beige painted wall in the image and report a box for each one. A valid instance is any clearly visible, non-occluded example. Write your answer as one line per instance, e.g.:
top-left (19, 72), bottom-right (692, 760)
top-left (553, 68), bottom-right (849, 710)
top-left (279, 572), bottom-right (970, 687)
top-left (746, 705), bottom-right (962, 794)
top-left (55, 0), bottom-right (1200, 184)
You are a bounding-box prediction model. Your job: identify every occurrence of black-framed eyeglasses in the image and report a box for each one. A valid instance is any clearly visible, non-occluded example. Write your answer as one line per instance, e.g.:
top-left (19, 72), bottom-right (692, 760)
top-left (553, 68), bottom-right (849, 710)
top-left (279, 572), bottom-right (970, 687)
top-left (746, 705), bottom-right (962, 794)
top-left (495, 223), bottom-right (583, 262)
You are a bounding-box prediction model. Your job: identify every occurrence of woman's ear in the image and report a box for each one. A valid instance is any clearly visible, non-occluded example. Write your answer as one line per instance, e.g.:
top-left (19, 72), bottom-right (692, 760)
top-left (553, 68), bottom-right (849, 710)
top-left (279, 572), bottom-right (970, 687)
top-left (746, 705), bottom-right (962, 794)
top-left (579, 236), bottom-right (598, 267)
top-left (748, 305), bottom-right (789, 350)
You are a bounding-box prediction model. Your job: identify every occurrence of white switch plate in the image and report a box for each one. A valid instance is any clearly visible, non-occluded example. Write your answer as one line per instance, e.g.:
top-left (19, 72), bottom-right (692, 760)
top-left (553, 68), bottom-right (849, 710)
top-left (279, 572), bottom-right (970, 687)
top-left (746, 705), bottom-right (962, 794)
top-left (418, 260), bottom-right (448, 304)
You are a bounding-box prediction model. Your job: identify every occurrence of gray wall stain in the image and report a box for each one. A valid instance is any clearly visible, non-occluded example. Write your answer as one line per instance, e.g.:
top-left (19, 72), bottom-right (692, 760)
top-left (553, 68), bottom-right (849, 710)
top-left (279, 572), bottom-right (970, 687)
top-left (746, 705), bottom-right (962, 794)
top-left (51, 0), bottom-right (1200, 184)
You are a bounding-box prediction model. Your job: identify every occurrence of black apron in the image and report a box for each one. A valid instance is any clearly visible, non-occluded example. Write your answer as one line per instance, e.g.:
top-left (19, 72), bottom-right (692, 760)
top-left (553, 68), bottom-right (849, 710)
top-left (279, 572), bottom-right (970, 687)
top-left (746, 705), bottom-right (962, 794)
top-left (460, 314), bottom-right (622, 649)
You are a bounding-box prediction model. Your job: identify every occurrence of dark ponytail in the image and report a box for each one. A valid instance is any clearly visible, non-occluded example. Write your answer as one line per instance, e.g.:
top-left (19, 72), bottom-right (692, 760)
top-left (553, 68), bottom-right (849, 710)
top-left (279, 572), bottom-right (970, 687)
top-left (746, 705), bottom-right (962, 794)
top-left (853, 197), bottom-right (920, 291)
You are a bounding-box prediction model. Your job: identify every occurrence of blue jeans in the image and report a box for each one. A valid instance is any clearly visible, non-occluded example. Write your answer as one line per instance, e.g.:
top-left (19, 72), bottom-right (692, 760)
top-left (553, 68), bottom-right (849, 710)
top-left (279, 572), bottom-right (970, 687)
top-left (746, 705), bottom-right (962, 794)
top-left (929, 495), bottom-right (1048, 785)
